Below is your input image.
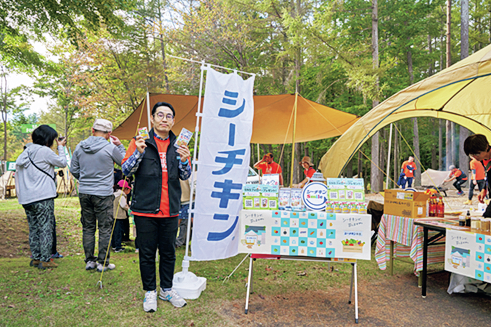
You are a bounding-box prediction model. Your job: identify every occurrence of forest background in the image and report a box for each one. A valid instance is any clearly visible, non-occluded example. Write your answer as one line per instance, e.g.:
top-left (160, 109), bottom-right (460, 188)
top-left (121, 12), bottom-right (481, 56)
top-left (0, 0), bottom-right (486, 190)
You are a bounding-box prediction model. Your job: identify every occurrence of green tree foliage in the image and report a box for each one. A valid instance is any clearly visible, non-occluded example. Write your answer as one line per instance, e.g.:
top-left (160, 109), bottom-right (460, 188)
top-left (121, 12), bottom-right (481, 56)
top-left (20, 0), bottom-right (491, 183)
top-left (0, 0), bottom-right (130, 68)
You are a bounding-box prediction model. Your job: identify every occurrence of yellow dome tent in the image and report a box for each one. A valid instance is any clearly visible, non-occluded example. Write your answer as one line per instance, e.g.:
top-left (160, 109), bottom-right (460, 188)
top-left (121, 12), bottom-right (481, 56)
top-left (319, 44), bottom-right (491, 178)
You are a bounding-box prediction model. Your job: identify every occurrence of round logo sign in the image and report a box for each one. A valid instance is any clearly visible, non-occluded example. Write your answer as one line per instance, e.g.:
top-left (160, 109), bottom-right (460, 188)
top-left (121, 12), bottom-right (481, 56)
top-left (301, 182), bottom-right (328, 211)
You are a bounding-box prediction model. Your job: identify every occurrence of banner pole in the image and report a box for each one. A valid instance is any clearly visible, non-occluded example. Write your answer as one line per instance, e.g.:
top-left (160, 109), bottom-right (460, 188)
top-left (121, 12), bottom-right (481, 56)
top-left (172, 61), bottom-right (207, 300)
top-left (290, 92), bottom-right (299, 187)
top-left (185, 61), bottom-right (206, 261)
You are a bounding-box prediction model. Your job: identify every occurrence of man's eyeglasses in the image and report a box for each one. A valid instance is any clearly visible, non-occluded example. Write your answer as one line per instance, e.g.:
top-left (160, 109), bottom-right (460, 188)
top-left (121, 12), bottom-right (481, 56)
top-left (154, 112), bottom-right (174, 120)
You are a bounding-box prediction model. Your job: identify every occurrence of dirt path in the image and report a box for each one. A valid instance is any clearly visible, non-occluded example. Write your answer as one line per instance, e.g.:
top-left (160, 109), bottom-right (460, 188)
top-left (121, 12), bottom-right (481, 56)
top-left (220, 270), bottom-right (491, 326)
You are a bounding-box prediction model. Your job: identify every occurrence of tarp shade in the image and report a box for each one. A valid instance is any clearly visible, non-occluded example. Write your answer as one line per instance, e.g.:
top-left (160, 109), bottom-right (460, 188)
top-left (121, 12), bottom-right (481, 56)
top-left (421, 169), bottom-right (450, 187)
top-left (112, 94), bottom-right (359, 144)
top-left (319, 44), bottom-right (491, 178)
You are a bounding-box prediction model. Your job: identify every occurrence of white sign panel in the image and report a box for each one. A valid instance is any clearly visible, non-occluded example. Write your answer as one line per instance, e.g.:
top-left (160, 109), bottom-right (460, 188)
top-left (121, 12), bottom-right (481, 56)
top-left (445, 229), bottom-right (491, 282)
top-left (238, 210), bottom-right (371, 260)
top-left (191, 68), bottom-right (255, 261)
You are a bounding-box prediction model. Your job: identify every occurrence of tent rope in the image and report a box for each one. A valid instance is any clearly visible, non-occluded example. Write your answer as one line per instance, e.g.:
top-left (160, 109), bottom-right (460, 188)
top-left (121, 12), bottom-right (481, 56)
top-left (358, 150), bottom-right (397, 187)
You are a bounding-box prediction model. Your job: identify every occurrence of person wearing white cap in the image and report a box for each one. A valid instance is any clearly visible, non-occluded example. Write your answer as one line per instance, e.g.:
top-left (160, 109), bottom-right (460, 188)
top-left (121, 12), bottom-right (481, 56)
top-left (70, 118), bottom-right (126, 272)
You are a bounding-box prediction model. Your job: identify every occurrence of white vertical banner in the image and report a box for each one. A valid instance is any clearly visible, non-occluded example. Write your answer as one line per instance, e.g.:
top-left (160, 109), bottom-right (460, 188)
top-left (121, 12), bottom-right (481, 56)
top-left (191, 67), bottom-right (255, 261)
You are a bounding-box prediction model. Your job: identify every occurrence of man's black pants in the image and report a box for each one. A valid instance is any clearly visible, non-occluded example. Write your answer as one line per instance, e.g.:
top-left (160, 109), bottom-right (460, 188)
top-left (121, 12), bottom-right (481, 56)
top-left (134, 215), bottom-right (178, 291)
top-left (453, 179), bottom-right (466, 193)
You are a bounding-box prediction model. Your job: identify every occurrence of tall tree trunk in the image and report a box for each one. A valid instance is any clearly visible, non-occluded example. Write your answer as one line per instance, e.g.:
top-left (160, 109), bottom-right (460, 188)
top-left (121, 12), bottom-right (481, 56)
top-left (159, 34), bottom-right (170, 93)
top-left (446, 0), bottom-right (452, 67)
top-left (407, 47), bottom-right (414, 84)
top-left (428, 33), bottom-right (433, 76)
top-left (431, 120), bottom-right (437, 169)
top-left (440, 34), bottom-right (444, 70)
top-left (371, 0), bottom-right (382, 193)
top-left (157, 0), bottom-right (170, 93)
top-left (1, 73), bottom-right (6, 161)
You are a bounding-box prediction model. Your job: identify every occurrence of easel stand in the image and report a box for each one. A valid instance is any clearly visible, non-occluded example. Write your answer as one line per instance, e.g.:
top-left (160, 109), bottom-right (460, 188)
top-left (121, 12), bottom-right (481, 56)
top-left (244, 254), bottom-right (359, 324)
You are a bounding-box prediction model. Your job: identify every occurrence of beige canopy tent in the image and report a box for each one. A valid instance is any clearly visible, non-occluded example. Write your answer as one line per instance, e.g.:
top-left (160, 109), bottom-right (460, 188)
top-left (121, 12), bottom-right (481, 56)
top-left (112, 93), bottom-right (359, 143)
top-left (319, 44), bottom-right (491, 178)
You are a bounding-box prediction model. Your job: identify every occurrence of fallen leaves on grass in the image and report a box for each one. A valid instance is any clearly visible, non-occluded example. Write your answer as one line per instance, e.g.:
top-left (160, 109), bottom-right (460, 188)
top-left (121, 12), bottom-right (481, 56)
top-left (296, 271), bottom-right (307, 276)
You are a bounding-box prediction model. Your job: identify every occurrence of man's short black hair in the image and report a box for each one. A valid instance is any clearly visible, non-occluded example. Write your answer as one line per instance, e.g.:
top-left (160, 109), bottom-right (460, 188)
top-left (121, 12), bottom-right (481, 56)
top-left (464, 134), bottom-right (490, 156)
top-left (152, 102), bottom-right (176, 117)
top-left (32, 125), bottom-right (58, 148)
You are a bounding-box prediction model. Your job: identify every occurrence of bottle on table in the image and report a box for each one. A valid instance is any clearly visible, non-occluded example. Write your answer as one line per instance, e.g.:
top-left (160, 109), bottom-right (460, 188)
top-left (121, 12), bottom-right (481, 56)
top-left (428, 197), bottom-right (436, 217)
top-left (437, 197), bottom-right (445, 218)
top-left (466, 210), bottom-right (471, 227)
top-left (459, 215), bottom-right (466, 227)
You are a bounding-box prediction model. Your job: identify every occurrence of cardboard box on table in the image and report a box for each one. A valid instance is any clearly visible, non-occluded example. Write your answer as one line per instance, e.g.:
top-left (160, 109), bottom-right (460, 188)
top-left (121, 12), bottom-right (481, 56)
top-left (384, 189), bottom-right (430, 218)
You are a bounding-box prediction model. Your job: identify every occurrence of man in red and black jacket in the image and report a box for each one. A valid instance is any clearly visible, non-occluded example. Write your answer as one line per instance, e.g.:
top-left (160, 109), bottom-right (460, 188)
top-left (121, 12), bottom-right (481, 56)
top-left (464, 134), bottom-right (491, 216)
top-left (122, 102), bottom-right (191, 313)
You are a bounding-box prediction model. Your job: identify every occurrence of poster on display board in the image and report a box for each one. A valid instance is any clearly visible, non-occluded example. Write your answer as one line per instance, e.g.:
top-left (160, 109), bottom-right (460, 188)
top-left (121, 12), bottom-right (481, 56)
top-left (325, 178), bottom-right (365, 202)
top-left (445, 229), bottom-right (491, 283)
top-left (238, 210), bottom-right (371, 260)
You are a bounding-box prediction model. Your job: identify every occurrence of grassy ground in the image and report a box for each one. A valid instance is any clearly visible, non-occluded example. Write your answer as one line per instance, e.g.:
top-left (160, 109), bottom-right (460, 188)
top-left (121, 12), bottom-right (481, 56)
top-left (0, 197), bottom-right (415, 326)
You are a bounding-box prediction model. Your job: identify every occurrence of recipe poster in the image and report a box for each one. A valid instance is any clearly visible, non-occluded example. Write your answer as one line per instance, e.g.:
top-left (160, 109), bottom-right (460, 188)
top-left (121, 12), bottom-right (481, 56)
top-left (445, 229), bottom-right (491, 283)
top-left (325, 178), bottom-right (365, 203)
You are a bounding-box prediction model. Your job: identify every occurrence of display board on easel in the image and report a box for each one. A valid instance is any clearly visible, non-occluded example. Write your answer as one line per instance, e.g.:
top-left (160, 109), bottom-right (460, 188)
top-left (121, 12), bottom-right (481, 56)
top-left (445, 229), bottom-right (491, 283)
top-left (238, 210), bottom-right (371, 260)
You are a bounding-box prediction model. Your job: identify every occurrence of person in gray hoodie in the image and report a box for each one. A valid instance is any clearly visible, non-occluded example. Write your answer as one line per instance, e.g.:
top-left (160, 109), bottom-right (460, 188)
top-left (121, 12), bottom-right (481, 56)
top-left (15, 125), bottom-right (67, 270)
top-left (70, 119), bottom-right (126, 272)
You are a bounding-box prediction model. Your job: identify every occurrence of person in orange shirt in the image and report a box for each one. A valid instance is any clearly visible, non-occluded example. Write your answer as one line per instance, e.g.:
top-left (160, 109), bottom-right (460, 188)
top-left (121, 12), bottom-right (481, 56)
top-left (294, 156), bottom-right (316, 188)
top-left (464, 134), bottom-right (491, 216)
top-left (400, 156), bottom-right (416, 189)
top-left (444, 165), bottom-right (467, 196)
top-left (122, 102), bottom-right (191, 313)
top-left (464, 158), bottom-right (486, 205)
top-left (254, 152), bottom-right (283, 185)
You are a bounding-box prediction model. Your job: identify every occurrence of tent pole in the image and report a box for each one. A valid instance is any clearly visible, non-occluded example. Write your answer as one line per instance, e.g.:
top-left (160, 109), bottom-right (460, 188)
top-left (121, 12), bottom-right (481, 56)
top-left (257, 144), bottom-right (260, 169)
top-left (290, 92), bottom-right (299, 187)
top-left (386, 124), bottom-right (393, 189)
top-left (146, 90), bottom-right (151, 129)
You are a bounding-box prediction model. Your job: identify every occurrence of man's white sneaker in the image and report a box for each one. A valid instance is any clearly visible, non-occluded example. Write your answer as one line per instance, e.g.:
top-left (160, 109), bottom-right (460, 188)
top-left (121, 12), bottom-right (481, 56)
top-left (85, 261), bottom-right (96, 270)
top-left (159, 288), bottom-right (187, 308)
top-left (143, 290), bottom-right (157, 312)
top-left (96, 263), bottom-right (116, 272)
